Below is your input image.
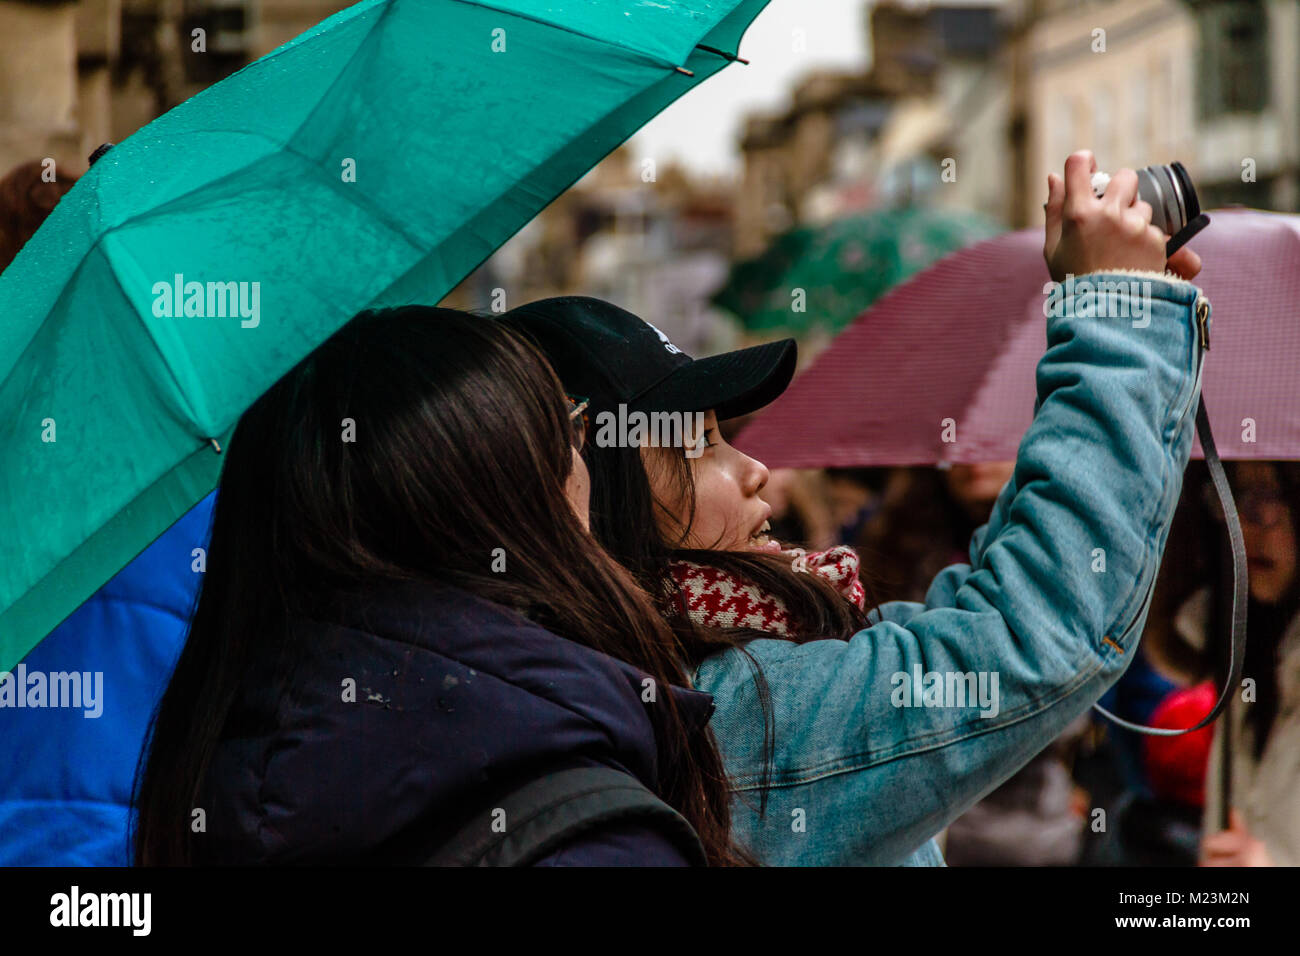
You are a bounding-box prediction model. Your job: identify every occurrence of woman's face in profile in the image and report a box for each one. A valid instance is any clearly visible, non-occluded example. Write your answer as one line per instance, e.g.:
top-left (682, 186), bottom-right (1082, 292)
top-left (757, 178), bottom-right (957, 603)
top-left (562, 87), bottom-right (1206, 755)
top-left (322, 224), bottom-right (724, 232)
top-left (1235, 461), bottom-right (1297, 605)
top-left (642, 410), bottom-right (776, 552)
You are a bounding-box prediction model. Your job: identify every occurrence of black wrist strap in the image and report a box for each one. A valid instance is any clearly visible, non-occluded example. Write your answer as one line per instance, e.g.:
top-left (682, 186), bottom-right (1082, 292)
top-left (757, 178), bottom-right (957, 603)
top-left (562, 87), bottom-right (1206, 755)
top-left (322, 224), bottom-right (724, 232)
top-left (1166, 213), bottom-right (1211, 259)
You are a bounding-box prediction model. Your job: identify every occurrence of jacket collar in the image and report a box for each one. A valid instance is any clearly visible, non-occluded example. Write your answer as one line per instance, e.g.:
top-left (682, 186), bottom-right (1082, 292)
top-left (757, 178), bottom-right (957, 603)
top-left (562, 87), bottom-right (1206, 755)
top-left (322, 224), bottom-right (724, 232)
top-left (317, 576), bottom-right (716, 732)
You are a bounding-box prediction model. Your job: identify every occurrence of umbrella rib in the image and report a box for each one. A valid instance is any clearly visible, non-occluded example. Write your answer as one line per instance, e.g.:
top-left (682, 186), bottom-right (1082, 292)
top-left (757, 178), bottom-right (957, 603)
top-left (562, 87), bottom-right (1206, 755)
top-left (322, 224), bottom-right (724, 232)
top-left (0, 219), bottom-right (215, 435)
top-left (101, 239), bottom-right (213, 435)
top-left (0, 245), bottom-right (212, 513)
top-left (104, 0), bottom-right (396, 238)
top-left (123, 137), bottom-right (441, 275)
top-left (92, 0), bottom-right (388, 242)
top-left (6, 131), bottom-right (282, 427)
top-left (363, 65), bottom-right (691, 304)
top-left (345, 39), bottom-right (749, 303)
top-left (0, 0), bottom-right (400, 404)
top-left (279, 0), bottom-right (399, 162)
top-left (290, 143), bottom-right (437, 252)
top-left (63, 131), bottom-right (456, 443)
top-left (1, 0), bottom-right (731, 433)
top-left (696, 43), bottom-right (749, 64)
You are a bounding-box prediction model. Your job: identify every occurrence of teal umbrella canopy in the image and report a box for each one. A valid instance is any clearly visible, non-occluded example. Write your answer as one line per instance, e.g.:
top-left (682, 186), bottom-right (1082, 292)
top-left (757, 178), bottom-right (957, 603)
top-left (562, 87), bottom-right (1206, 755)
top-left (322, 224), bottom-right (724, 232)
top-left (0, 0), bottom-right (770, 670)
top-left (714, 206), bottom-right (1003, 333)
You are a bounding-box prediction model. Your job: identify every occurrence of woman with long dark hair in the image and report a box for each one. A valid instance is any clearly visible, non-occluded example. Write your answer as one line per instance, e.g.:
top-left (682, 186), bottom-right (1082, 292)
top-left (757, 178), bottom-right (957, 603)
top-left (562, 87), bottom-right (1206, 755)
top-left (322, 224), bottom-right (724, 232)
top-left (131, 307), bottom-right (745, 865)
top-left (505, 152), bottom-right (1213, 865)
top-left (1197, 460), bottom-right (1300, 866)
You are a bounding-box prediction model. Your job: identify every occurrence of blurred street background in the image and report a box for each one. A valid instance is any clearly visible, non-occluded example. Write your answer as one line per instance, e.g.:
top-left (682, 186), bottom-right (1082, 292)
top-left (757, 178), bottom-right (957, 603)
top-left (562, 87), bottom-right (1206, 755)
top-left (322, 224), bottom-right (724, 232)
top-left (4, 0), bottom-right (1298, 867)
top-left (6, 0), bottom-right (1297, 353)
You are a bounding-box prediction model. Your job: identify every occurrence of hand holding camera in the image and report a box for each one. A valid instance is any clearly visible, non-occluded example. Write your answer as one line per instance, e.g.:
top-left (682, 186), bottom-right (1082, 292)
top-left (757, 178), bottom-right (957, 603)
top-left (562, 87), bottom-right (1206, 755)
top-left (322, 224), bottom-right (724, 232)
top-left (1043, 150), bottom-right (1203, 283)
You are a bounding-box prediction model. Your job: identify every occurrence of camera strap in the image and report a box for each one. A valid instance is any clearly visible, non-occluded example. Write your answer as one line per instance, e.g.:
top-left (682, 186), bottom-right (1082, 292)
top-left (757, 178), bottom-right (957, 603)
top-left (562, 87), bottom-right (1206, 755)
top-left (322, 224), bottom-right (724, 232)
top-left (1165, 213), bottom-right (1211, 259)
top-left (1092, 392), bottom-right (1248, 735)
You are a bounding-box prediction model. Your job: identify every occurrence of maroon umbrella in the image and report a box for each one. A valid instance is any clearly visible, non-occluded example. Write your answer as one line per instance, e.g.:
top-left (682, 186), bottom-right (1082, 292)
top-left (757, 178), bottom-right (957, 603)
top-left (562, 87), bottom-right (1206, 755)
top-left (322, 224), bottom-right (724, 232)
top-left (735, 208), bottom-right (1300, 467)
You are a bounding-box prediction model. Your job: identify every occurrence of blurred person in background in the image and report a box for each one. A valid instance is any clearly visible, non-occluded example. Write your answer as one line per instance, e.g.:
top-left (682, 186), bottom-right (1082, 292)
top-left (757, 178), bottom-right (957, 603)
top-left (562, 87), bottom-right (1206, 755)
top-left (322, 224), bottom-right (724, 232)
top-left (1196, 461), bottom-right (1300, 866)
top-left (1132, 682), bottom-right (1217, 866)
top-left (1087, 459), bottom-right (1300, 867)
top-left (758, 468), bottom-right (837, 552)
top-left (1076, 461), bottom-right (1215, 866)
top-left (0, 159), bottom-right (78, 270)
top-left (943, 715), bottom-right (1091, 866)
top-left (824, 467), bottom-right (888, 546)
top-left (864, 460), bottom-right (1092, 867)
top-left (856, 462), bottom-right (1015, 604)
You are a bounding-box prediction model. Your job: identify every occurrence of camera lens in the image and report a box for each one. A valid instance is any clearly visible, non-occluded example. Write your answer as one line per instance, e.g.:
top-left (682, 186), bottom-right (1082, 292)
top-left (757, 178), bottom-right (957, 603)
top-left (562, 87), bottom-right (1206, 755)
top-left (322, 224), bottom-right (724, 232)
top-left (1136, 162), bottom-right (1201, 236)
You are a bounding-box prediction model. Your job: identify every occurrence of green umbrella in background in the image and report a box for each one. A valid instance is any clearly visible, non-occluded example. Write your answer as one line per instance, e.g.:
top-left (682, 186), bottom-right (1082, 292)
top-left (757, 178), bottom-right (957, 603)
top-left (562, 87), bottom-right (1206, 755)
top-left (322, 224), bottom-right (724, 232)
top-left (713, 206), bottom-right (1003, 334)
top-left (0, 0), bottom-right (770, 671)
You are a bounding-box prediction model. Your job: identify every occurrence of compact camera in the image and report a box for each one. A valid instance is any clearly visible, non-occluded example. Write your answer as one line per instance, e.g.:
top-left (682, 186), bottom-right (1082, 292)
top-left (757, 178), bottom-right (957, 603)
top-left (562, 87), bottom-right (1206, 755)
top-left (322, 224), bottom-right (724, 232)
top-left (1090, 161), bottom-right (1210, 257)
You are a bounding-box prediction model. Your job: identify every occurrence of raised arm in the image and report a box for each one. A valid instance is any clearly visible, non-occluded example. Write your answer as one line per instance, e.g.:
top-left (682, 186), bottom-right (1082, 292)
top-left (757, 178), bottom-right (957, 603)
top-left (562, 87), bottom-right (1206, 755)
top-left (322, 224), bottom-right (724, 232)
top-left (696, 152), bottom-right (1211, 865)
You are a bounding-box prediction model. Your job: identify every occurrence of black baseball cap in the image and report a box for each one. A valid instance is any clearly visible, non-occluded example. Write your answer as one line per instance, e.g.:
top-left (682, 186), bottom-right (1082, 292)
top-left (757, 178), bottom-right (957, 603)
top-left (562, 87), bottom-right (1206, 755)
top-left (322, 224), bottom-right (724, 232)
top-left (502, 296), bottom-right (797, 421)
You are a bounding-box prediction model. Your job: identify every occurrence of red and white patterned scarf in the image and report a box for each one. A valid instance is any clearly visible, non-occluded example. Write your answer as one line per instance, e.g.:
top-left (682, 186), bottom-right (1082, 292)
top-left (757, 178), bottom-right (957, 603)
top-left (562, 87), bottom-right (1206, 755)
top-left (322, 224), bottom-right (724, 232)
top-left (667, 545), bottom-right (866, 637)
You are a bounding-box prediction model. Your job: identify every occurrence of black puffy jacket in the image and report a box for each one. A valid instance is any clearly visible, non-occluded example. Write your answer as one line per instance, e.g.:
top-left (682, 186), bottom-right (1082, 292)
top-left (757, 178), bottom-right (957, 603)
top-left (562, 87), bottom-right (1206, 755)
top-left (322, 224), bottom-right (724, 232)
top-left (194, 579), bottom-right (714, 865)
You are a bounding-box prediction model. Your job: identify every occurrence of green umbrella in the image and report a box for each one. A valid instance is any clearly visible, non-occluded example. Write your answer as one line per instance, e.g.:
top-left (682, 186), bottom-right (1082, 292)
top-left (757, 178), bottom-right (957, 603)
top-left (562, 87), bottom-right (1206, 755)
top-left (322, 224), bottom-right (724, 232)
top-left (713, 206), bottom-right (1003, 334)
top-left (0, 0), bottom-right (769, 671)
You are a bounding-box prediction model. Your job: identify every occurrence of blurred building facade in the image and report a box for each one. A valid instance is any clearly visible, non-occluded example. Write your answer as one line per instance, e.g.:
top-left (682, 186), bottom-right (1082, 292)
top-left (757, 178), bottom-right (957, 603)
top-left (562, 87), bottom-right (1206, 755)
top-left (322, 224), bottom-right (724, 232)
top-left (0, 0), bottom-right (350, 176)
top-left (733, 2), bottom-right (1010, 259)
top-left (730, 0), bottom-right (1298, 247)
top-left (3, 0), bottom-right (1296, 348)
top-left (474, 1), bottom-right (1018, 347)
top-left (1021, 0), bottom-right (1299, 223)
top-left (459, 147), bottom-right (745, 357)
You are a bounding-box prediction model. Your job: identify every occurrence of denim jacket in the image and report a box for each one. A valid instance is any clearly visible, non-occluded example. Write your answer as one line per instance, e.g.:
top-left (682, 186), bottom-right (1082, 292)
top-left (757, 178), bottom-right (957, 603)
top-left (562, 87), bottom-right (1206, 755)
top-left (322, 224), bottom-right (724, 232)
top-left (695, 271), bottom-right (1210, 866)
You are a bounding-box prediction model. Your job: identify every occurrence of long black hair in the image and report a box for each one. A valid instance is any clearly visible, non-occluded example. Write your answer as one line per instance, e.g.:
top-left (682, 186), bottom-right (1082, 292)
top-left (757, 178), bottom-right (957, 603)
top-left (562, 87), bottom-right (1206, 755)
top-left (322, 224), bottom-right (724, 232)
top-left (1227, 461), bottom-right (1300, 759)
top-left (131, 306), bottom-right (748, 865)
top-left (564, 440), bottom-right (881, 814)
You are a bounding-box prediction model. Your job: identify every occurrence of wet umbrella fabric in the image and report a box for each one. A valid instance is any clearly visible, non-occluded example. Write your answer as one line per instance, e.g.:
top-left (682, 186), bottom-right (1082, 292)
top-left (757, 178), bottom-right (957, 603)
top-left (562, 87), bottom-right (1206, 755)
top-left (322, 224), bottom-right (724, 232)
top-left (0, 0), bottom-right (770, 670)
top-left (712, 206), bottom-right (1002, 334)
top-left (735, 208), bottom-right (1300, 468)
top-left (738, 208), bottom-right (1269, 739)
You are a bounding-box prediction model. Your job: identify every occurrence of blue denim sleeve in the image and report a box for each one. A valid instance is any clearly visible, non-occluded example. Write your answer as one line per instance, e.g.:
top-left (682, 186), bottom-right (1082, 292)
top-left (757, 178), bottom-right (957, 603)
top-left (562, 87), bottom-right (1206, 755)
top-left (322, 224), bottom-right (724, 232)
top-left (698, 271), bottom-right (1209, 866)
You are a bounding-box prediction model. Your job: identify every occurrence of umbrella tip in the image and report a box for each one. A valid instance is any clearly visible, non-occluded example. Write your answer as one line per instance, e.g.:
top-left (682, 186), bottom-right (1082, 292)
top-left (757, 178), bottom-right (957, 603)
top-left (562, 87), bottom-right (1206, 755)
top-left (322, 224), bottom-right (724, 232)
top-left (696, 44), bottom-right (749, 65)
top-left (674, 65), bottom-right (695, 77)
top-left (208, 438), bottom-right (222, 454)
top-left (88, 142), bottom-right (114, 166)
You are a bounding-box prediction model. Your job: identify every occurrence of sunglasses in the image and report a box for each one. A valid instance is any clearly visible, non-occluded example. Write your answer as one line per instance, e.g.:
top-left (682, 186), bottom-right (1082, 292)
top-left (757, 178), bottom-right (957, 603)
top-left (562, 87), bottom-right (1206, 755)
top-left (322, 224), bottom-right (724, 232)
top-left (565, 394), bottom-right (590, 452)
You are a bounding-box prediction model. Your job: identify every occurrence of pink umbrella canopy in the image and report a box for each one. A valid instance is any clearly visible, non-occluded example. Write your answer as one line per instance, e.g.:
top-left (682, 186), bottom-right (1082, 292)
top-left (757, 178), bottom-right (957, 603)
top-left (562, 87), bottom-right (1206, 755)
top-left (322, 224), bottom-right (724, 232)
top-left (735, 209), bottom-right (1300, 467)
